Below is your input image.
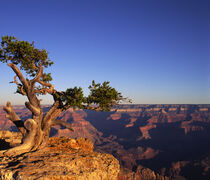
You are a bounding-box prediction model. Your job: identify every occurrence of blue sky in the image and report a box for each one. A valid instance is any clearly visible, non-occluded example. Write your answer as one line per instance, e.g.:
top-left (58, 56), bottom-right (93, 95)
top-left (0, 0), bottom-right (209, 105)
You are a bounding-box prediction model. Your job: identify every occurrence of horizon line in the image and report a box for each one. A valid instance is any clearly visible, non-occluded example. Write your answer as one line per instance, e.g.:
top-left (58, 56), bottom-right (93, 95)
top-left (0, 103), bottom-right (210, 106)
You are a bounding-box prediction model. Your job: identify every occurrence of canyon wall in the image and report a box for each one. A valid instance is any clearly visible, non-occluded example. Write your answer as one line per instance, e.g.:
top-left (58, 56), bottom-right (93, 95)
top-left (0, 104), bottom-right (210, 179)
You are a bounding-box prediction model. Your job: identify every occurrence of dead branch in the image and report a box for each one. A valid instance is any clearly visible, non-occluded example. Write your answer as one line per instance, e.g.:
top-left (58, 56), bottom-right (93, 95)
top-left (31, 63), bottom-right (43, 86)
top-left (3, 102), bottom-right (26, 136)
top-left (3, 118), bottom-right (37, 156)
top-left (8, 63), bottom-right (29, 93)
top-left (12, 76), bottom-right (20, 86)
top-left (30, 63), bottom-right (55, 95)
top-left (10, 76), bottom-right (26, 95)
top-left (37, 80), bottom-right (55, 95)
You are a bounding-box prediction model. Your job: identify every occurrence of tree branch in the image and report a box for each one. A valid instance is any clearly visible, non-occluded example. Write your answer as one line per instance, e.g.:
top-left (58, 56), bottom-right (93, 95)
top-left (8, 63), bottom-right (29, 93)
top-left (3, 101), bottom-right (26, 136)
top-left (8, 64), bottom-right (41, 109)
top-left (11, 76), bottom-right (20, 86)
top-left (31, 63), bottom-right (43, 86)
top-left (34, 86), bottom-right (55, 95)
top-left (30, 63), bottom-right (55, 95)
top-left (25, 101), bottom-right (40, 116)
top-left (10, 76), bottom-right (26, 95)
top-left (52, 119), bottom-right (74, 131)
top-left (37, 80), bottom-right (55, 95)
top-left (20, 85), bottom-right (27, 95)
top-left (42, 101), bottom-right (61, 127)
top-left (3, 118), bottom-right (37, 156)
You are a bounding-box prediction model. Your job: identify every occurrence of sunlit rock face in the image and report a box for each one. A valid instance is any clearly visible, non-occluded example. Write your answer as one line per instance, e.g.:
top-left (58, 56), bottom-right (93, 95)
top-left (0, 132), bottom-right (120, 180)
top-left (118, 165), bottom-right (169, 180)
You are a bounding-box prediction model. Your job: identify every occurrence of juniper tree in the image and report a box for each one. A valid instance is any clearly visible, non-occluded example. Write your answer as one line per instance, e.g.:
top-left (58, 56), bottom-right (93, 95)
top-left (0, 36), bottom-right (125, 156)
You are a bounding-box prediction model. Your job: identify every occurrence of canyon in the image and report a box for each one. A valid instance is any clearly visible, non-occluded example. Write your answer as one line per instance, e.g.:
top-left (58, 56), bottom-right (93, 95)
top-left (0, 104), bottom-right (210, 180)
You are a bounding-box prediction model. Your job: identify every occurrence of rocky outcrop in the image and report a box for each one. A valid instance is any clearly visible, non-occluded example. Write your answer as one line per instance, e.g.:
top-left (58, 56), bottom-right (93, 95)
top-left (0, 132), bottom-right (120, 180)
top-left (118, 166), bottom-right (169, 180)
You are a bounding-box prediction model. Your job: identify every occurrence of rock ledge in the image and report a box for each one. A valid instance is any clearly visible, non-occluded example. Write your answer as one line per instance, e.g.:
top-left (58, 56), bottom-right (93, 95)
top-left (0, 132), bottom-right (120, 180)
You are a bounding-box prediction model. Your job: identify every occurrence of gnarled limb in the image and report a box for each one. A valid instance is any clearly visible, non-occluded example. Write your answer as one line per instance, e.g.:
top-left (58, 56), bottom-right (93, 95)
top-left (30, 63), bottom-right (55, 95)
top-left (38, 101), bottom-right (63, 149)
top-left (25, 101), bottom-right (40, 116)
top-left (7, 63), bottom-right (29, 93)
top-left (37, 80), bottom-right (55, 95)
top-left (20, 85), bottom-right (27, 95)
top-left (31, 63), bottom-right (43, 87)
top-left (10, 76), bottom-right (27, 95)
top-left (34, 87), bottom-right (54, 95)
top-left (3, 119), bottom-right (37, 156)
top-left (3, 101), bottom-right (26, 136)
top-left (8, 63), bottom-right (41, 108)
top-left (10, 76), bottom-right (20, 86)
top-left (52, 119), bottom-right (74, 131)
top-left (0, 36), bottom-right (124, 158)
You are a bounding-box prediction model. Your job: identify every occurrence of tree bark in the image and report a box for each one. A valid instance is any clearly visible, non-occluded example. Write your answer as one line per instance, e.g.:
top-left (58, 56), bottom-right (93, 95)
top-left (1, 101), bottom-right (70, 156)
top-left (0, 63), bottom-right (74, 156)
top-left (3, 102), bottom-right (26, 136)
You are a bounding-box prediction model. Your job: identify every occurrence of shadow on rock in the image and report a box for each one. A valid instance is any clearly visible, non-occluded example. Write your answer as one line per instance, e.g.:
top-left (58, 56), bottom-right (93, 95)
top-left (0, 139), bottom-right (11, 150)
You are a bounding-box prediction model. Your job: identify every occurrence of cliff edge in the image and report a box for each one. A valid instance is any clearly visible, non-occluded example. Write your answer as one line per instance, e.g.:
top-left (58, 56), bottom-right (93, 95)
top-left (0, 131), bottom-right (120, 180)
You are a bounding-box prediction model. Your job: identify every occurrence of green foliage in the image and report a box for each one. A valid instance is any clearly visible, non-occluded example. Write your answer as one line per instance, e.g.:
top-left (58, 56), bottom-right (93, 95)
top-left (41, 73), bottom-right (53, 82)
top-left (1, 35), bottom-right (125, 111)
top-left (55, 87), bottom-right (85, 109)
top-left (0, 35), bottom-right (53, 80)
top-left (54, 81), bottom-right (123, 111)
top-left (87, 80), bottom-right (123, 111)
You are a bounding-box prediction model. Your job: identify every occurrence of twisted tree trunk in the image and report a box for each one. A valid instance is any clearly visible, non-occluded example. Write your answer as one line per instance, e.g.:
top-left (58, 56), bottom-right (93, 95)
top-left (2, 101), bottom-right (68, 156)
top-left (0, 35), bottom-right (124, 157)
top-left (0, 64), bottom-right (72, 156)
top-left (0, 61), bottom-right (120, 157)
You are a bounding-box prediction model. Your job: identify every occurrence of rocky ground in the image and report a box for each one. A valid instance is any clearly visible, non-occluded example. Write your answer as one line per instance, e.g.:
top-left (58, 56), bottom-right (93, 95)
top-left (0, 131), bottom-right (119, 180)
top-left (0, 131), bottom-right (169, 180)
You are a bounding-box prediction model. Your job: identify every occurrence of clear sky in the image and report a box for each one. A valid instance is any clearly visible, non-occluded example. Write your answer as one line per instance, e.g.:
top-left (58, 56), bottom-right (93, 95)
top-left (0, 0), bottom-right (209, 105)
